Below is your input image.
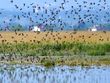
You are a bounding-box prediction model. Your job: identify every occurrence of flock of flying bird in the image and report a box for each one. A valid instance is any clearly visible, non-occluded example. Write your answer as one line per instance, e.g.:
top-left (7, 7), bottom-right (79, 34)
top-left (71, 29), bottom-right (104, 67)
top-left (0, 0), bottom-right (110, 31)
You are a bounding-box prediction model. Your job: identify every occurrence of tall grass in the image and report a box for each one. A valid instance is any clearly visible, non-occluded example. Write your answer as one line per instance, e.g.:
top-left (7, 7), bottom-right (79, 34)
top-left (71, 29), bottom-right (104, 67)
top-left (0, 42), bottom-right (110, 56)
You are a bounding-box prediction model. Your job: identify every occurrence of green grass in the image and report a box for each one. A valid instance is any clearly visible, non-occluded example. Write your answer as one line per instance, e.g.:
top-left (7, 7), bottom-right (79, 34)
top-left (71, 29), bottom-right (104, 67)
top-left (0, 42), bottom-right (110, 56)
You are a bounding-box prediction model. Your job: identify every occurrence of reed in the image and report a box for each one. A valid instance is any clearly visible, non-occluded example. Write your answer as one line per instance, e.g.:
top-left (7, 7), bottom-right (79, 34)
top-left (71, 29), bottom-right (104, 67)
top-left (0, 41), bottom-right (110, 56)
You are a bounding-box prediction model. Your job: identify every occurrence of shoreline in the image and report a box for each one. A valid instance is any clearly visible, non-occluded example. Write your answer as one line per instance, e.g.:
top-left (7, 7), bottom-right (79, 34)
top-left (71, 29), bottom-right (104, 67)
top-left (0, 54), bottom-right (110, 67)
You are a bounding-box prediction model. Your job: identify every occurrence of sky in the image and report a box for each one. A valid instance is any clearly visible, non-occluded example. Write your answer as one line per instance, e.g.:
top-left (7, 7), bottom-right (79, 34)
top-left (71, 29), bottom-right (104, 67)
top-left (0, 0), bottom-right (110, 29)
top-left (0, 0), bottom-right (110, 11)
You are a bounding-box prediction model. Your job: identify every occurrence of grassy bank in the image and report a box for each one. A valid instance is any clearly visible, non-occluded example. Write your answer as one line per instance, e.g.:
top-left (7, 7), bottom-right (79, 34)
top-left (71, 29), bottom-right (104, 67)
top-left (0, 42), bottom-right (110, 56)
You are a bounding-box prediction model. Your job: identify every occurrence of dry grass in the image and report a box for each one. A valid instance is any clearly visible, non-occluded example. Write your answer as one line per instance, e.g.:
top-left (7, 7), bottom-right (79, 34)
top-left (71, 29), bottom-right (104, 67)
top-left (0, 31), bottom-right (110, 44)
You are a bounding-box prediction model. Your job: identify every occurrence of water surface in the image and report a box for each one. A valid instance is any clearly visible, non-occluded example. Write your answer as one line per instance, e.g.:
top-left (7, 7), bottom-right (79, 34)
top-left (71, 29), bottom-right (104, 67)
top-left (0, 64), bottom-right (109, 83)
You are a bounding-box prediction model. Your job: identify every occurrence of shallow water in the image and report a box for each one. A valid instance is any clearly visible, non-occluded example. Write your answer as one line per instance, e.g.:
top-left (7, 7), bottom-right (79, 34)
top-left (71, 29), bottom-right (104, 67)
top-left (0, 64), bottom-right (109, 83)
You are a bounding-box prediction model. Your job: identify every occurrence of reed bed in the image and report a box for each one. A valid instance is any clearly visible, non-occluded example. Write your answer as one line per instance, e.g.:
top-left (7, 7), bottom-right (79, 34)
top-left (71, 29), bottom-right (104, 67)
top-left (0, 41), bottom-right (110, 56)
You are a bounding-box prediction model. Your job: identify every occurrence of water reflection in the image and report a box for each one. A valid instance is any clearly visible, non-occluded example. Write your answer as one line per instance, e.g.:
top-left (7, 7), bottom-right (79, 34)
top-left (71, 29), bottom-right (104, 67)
top-left (0, 64), bottom-right (109, 83)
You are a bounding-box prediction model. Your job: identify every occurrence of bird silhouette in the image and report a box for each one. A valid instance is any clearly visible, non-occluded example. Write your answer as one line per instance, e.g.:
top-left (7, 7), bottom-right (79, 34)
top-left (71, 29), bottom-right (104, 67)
top-left (0, 0), bottom-right (108, 31)
top-left (10, 0), bottom-right (13, 3)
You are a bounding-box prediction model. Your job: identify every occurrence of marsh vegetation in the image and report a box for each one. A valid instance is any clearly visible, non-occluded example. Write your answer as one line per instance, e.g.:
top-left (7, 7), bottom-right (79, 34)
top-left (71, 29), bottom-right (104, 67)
top-left (0, 31), bottom-right (110, 66)
top-left (0, 41), bottom-right (110, 56)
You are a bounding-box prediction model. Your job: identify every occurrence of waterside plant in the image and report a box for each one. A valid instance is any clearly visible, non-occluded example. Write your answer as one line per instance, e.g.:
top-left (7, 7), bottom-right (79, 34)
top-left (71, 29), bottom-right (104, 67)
top-left (0, 42), bottom-right (110, 56)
